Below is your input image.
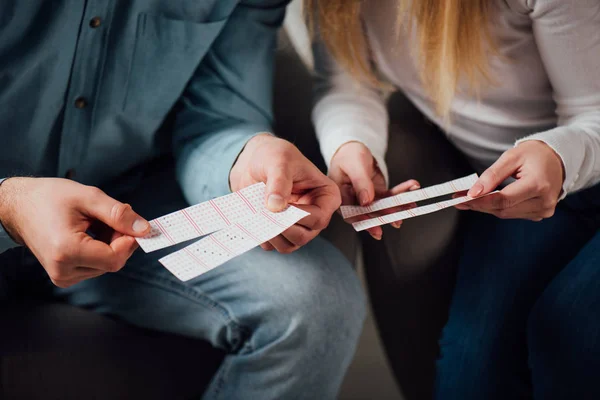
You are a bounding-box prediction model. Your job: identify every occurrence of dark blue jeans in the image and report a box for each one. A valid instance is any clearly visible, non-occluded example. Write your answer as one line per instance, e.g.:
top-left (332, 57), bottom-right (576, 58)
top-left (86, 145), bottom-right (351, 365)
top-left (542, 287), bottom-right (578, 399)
top-left (435, 183), bottom-right (600, 399)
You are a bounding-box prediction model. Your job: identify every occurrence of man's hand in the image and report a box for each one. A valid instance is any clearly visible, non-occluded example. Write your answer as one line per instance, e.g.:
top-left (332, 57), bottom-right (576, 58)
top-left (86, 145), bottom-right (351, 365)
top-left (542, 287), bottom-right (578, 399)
top-left (457, 141), bottom-right (565, 221)
top-left (329, 141), bottom-right (419, 240)
top-left (0, 178), bottom-right (150, 288)
top-left (230, 134), bottom-right (341, 254)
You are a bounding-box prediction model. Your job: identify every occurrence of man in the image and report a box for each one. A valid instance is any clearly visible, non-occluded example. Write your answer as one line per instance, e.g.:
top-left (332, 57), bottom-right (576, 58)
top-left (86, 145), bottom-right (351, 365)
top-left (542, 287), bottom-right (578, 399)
top-left (0, 1), bottom-right (365, 398)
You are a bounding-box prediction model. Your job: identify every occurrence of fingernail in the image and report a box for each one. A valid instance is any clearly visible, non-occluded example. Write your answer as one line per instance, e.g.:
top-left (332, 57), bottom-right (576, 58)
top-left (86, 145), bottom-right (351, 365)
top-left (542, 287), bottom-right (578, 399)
top-left (468, 183), bottom-right (483, 197)
top-left (392, 222), bottom-right (402, 228)
top-left (267, 194), bottom-right (286, 211)
top-left (359, 190), bottom-right (370, 206)
top-left (410, 184), bottom-right (420, 191)
top-left (133, 219), bottom-right (150, 233)
top-left (371, 232), bottom-right (382, 240)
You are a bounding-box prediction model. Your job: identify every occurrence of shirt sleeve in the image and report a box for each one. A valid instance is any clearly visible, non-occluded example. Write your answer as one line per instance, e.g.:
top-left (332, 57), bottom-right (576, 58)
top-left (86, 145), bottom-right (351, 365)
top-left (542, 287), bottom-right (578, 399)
top-left (0, 178), bottom-right (21, 254)
top-left (173, 0), bottom-right (288, 205)
top-left (311, 35), bottom-right (390, 185)
top-left (515, 0), bottom-right (600, 199)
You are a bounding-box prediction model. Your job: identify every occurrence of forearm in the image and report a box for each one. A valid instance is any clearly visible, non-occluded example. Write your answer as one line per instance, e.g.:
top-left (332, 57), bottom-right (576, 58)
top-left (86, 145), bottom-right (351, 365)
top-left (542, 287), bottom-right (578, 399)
top-left (175, 124), bottom-right (271, 205)
top-left (313, 90), bottom-right (389, 183)
top-left (172, 2), bottom-right (287, 204)
top-left (312, 39), bottom-right (389, 184)
top-left (524, 0), bottom-right (600, 197)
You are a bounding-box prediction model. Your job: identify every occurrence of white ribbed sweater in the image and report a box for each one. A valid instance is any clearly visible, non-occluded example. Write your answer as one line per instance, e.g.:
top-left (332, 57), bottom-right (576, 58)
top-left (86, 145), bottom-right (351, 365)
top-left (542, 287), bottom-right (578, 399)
top-left (312, 0), bottom-right (600, 198)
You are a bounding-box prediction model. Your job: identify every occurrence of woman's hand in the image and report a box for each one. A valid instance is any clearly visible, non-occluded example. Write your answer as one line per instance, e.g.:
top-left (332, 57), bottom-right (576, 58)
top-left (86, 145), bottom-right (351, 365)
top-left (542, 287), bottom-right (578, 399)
top-left (329, 141), bottom-right (419, 239)
top-left (457, 141), bottom-right (565, 221)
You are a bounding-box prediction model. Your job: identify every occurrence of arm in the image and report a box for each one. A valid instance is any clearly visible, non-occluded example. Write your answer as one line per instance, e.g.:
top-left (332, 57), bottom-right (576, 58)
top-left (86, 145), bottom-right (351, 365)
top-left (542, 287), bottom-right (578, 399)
top-left (173, 0), bottom-right (288, 205)
top-left (311, 35), bottom-right (420, 240)
top-left (312, 36), bottom-right (390, 184)
top-left (461, 0), bottom-right (600, 220)
top-left (515, 0), bottom-right (600, 198)
top-left (173, 1), bottom-right (341, 254)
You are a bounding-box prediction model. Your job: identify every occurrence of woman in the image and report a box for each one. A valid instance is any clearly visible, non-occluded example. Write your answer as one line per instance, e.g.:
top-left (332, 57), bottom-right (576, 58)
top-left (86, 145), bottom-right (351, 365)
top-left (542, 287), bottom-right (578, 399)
top-left (306, 0), bottom-right (600, 399)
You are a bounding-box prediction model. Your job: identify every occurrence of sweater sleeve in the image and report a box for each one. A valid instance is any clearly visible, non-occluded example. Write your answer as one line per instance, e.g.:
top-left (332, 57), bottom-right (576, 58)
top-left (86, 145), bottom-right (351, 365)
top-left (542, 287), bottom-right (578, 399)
top-left (311, 37), bottom-right (390, 185)
top-left (515, 0), bottom-right (600, 199)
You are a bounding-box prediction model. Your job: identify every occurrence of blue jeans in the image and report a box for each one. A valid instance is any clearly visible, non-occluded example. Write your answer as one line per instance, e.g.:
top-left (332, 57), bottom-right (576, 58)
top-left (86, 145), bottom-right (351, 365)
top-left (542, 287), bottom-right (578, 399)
top-left (435, 183), bottom-right (600, 399)
top-left (0, 162), bottom-right (366, 400)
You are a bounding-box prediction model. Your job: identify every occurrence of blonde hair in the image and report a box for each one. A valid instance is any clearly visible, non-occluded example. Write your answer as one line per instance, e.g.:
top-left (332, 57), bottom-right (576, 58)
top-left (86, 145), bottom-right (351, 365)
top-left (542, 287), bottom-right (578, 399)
top-left (305, 0), bottom-right (496, 119)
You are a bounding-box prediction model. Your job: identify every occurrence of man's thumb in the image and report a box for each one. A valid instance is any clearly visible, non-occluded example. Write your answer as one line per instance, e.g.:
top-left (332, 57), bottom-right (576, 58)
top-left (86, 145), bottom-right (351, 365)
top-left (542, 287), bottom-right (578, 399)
top-left (86, 189), bottom-right (150, 236)
top-left (265, 166), bottom-right (293, 212)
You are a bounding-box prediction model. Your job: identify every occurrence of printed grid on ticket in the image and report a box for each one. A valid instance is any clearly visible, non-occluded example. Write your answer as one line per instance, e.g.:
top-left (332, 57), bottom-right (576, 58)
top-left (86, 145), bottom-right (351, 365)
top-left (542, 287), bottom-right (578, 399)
top-left (136, 183), bottom-right (267, 252)
top-left (159, 206), bottom-right (309, 281)
top-left (352, 191), bottom-right (497, 231)
top-left (340, 173), bottom-right (478, 219)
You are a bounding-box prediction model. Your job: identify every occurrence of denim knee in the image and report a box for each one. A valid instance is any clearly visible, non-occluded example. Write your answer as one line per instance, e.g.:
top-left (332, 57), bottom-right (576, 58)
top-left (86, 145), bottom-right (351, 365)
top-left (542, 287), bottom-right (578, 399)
top-left (251, 240), bottom-right (366, 358)
top-left (529, 290), bottom-right (584, 367)
top-left (528, 294), bottom-right (563, 367)
top-left (529, 291), bottom-right (597, 377)
top-left (527, 282), bottom-right (600, 400)
top-left (435, 315), bottom-right (526, 399)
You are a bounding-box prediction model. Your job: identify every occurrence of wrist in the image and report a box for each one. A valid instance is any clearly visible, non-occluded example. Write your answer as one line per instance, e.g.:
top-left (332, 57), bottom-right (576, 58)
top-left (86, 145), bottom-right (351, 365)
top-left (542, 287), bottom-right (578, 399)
top-left (331, 141), bottom-right (368, 162)
top-left (548, 144), bottom-right (567, 199)
top-left (517, 140), bottom-right (566, 198)
top-left (549, 145), bottom-right (566, 187)
top-left (330, 141), bottom-right (379, 174)
top-left (242, 132), bottom-right (276, 152)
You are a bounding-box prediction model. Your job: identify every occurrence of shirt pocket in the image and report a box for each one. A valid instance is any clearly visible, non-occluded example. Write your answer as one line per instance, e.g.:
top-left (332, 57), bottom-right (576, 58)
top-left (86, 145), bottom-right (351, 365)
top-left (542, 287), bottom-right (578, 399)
top-left (122, 13), bottom-right (227, 118)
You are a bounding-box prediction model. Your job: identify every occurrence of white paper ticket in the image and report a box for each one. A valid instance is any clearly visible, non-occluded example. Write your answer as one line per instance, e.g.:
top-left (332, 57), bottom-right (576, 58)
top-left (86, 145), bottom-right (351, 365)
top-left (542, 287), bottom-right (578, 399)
top-left (159, 207), bottom-right (309, 281)
top-left (136, 183), bottom-right (267, 253)
top-left (352, 192), bottom-right (497, 232)
top-left (340, 173), bottom-right (479, 219)
top-left (135, 183), bottom-right (310, 281)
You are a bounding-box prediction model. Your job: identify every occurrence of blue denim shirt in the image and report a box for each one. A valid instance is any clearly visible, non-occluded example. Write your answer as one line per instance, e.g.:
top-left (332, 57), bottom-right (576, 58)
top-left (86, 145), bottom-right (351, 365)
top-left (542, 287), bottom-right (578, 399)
top-left (0, 0), bottom-right (288, 252)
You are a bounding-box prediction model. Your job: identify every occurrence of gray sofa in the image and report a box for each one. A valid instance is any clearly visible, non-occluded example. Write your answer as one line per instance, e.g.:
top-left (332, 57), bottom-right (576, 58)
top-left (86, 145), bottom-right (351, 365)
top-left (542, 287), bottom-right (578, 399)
top-left (274, 33), bottom-right (470, 400)
top-left (360, 93), bottom-right (470, 400)
top-left (0, 31), bottom-right (465, 399)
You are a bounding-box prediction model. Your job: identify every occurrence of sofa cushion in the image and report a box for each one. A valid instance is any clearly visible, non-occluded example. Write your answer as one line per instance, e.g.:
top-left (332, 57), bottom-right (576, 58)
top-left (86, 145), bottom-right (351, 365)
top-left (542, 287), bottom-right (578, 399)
top-left (0, 303), bottom-right (224, 400)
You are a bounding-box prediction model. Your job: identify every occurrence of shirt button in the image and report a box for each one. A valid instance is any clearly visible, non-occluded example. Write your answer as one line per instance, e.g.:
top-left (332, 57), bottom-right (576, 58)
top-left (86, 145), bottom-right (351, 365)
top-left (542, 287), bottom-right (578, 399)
top-left (89, 17), bottom-right (102, 28)
top-left (65, 169), bottom-right (76, 180)
top-left (74, 97), bottom-right (88, 109)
